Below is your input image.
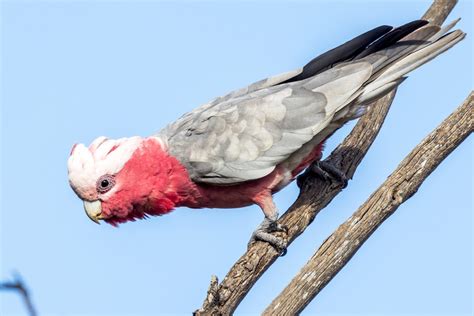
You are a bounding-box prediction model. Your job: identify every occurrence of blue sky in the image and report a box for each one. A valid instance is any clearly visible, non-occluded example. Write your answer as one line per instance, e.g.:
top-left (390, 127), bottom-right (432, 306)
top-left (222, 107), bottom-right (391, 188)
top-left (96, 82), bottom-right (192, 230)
top-left (1, 1), bottom-right (472, 315)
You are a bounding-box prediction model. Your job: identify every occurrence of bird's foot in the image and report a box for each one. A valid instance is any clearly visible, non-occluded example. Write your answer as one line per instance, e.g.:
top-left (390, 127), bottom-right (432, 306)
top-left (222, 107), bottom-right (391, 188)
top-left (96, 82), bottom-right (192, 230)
top-left (297, 160), bottom-right (348, 189)
top-left (248, 218), bottom-right (288, 256)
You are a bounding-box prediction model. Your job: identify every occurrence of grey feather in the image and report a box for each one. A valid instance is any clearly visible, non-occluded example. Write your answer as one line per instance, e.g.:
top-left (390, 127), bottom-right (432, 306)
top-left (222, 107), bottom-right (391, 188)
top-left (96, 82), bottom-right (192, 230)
top-left (158, 20), bottom-right (465, 185)
top-left (161, 63), bottom-right (370, 184)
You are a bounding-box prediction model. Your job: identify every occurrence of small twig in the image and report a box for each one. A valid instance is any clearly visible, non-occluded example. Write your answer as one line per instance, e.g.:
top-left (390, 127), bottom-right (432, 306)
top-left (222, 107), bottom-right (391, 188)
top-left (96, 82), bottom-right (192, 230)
top-left (194, 275), bottom-right (220, 315)
top-left (264, 92), bottom-right (473, 315)
top-left (0, 274), bottom-right (38, 316)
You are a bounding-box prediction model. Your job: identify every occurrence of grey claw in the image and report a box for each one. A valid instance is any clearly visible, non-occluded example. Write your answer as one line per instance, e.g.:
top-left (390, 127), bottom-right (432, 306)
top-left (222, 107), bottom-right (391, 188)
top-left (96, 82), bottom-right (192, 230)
top-left (276, 223), bottom-right (288, 234)
top-left (248, 218), bottom-right (288, 256)
top-left (269, 221), bottom-right (288, 233)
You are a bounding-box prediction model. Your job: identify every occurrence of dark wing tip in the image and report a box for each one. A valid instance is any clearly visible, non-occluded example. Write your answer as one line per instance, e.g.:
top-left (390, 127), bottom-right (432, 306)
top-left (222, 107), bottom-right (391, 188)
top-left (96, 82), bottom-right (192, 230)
top-left (279, 20), bottom-right (430, 85)
top-left (282, 24), bottom-right (394, 84)
top-left (356, 20), bottom-right (430, 58)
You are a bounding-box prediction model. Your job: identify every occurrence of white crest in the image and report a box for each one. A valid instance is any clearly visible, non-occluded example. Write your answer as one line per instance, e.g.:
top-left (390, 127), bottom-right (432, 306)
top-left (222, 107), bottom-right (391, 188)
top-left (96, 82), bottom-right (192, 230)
top-left (67, 136), bottom-right (143, 199)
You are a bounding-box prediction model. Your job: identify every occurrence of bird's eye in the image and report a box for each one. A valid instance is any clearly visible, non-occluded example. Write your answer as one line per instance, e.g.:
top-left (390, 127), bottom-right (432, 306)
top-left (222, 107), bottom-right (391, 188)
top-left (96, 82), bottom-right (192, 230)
top-left (96, 174), bottom-right (115, 194)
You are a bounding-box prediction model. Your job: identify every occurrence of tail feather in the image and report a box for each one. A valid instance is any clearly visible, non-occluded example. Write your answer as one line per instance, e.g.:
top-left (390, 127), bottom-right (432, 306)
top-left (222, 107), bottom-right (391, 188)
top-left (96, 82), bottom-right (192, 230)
top-left (368, 25), bottom-right (440, 75)
top-left (429, 18), bottom-right (461, 42)
top-left (370, 18), bottom-right (461, 77)
top-left (357, 23), bottom-right (465, 104)
top-left (357, 77), bottom-right (407, 105)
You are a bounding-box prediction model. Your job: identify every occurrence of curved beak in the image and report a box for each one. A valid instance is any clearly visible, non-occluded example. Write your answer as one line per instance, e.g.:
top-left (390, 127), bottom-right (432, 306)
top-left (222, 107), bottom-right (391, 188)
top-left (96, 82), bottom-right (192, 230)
top-left (84, 200), bottom-right (103, 224)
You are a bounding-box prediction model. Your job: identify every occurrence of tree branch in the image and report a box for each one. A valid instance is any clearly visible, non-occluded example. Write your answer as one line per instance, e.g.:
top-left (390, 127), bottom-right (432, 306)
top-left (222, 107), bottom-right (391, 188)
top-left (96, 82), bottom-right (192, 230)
top-left (194, 0), bottom-right (457, 314)
top-left (0, 274), bottom-right (38, 316)
top-left (264, 92), bottom-right (473, 315)
top-left (422, 0), bottom-right (457, 25)
top-left (194, 90), bottom-right (396, 316)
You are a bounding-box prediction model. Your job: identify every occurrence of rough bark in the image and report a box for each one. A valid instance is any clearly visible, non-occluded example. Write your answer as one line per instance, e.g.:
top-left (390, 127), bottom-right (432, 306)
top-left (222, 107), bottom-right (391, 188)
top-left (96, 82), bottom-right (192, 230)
top-left (194, 93), bottom-right (395, 316)
top-left (422, 0), bottom-right (457, 25)
top-left (264, 92), bottom-right (473, 315)
top-left (194, 1), bottom-right (458, 314)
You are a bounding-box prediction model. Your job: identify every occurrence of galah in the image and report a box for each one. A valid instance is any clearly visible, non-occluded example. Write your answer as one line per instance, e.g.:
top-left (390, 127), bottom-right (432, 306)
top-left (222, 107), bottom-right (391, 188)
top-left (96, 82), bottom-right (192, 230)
top-left (68, 19), bottom-right (465, 252)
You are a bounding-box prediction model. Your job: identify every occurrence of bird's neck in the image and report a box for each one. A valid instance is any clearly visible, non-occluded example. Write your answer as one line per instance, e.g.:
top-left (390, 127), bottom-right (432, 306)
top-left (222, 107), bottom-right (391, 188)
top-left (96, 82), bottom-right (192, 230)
top-left (139, 137), bottom-right (207, 210)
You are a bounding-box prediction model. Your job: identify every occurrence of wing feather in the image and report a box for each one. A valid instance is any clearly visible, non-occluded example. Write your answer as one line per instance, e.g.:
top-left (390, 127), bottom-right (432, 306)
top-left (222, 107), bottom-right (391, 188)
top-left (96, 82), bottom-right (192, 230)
top-left (158, 20), bottom-right (464, 184)
top-left (162, 62), bottom-right (372, 184)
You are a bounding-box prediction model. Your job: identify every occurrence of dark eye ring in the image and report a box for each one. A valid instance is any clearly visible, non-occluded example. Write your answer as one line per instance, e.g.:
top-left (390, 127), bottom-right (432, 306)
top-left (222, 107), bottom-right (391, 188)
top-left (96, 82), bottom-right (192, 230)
top-left (96, 174), bottom-right (115, 193)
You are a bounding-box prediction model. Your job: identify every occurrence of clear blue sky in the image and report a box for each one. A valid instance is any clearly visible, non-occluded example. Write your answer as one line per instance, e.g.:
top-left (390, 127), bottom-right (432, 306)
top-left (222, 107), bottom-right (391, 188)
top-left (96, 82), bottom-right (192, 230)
top-left (1, 1), bottom-right (472, 315)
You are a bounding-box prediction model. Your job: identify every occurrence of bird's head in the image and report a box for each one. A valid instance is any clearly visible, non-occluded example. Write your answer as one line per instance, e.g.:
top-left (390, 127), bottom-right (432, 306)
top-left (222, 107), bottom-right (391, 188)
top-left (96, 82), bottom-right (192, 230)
top-left (67, 136), bottom-right (186, 226)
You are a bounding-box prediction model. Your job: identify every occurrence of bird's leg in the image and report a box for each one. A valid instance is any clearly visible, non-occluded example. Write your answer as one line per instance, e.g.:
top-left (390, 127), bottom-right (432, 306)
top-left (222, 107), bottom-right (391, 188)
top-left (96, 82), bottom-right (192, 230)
top-left (248, 195), bottom-right (288, 256)
top-left (297, 160), bottom-right (348, 189)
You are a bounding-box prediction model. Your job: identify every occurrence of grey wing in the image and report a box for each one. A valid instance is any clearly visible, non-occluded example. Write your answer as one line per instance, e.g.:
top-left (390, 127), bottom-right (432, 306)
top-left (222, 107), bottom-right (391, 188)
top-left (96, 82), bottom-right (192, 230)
top-left (161, 62), bottom-right (372, 184)
top-left (158, 68), bottom-right (304, 139)
top-left (159, 19), bottom-right (464, 185)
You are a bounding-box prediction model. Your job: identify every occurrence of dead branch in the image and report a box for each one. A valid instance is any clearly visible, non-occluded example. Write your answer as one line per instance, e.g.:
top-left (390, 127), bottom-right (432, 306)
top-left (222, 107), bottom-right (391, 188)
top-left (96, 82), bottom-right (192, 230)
top-left (422, 0), bottom-right (457, 25)
top-left (195, 92), bottom-right (396, 316)
top-left (194, 0), bottom-right (458, 314)
top-left (264, 92), bottom-right (473, 315)
top-left (0, 273), bottom-right (38, 316)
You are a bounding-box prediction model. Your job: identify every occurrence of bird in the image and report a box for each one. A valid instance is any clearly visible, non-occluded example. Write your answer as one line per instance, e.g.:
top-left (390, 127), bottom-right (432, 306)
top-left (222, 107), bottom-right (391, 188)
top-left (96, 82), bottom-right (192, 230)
top-left (68, 19), bottom-right (465, 253)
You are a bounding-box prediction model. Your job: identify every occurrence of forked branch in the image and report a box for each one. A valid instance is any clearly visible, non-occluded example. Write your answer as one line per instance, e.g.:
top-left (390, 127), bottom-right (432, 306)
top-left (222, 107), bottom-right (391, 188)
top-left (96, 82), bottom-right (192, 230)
top-left (264, 92), bottom-right (473, 315)
top-left (194, 0), bottom-right (458, 314)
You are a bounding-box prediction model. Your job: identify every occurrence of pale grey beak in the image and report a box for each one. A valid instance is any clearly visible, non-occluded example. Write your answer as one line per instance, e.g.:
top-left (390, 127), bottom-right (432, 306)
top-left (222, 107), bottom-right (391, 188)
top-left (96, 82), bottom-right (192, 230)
top-left (84, 200), bottom-right (103, 224)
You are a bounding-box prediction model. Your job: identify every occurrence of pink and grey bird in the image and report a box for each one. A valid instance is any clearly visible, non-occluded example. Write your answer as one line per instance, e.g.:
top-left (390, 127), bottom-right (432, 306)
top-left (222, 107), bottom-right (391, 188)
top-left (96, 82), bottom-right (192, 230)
top-left (68, 20), bottom-right (465, 250)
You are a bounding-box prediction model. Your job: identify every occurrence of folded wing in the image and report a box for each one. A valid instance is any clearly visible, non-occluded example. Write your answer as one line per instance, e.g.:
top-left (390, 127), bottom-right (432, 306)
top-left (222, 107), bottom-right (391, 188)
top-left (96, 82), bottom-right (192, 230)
top-left (163, 62), bottom-right (372, 184)
top-left (159, 19), bottom-right (465, 185)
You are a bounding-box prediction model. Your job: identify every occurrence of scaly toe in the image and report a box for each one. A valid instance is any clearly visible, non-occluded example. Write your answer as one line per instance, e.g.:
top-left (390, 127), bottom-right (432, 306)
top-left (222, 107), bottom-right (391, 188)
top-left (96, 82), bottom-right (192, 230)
top-left (247, 231), bottom-right (288, 256)
top-left (268, 221), bottom-right (288, 233)
top-left (275, 223), bottom-right (288, 234)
